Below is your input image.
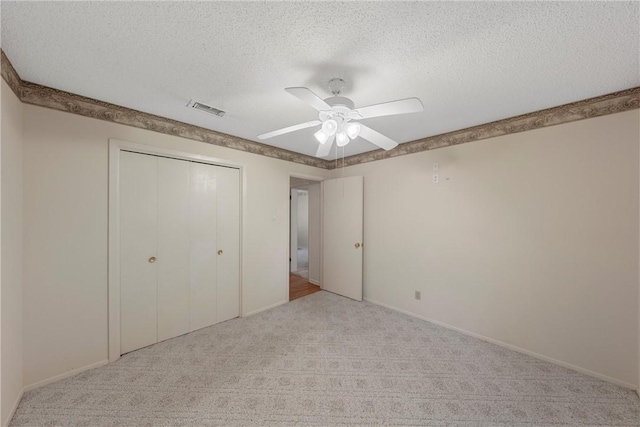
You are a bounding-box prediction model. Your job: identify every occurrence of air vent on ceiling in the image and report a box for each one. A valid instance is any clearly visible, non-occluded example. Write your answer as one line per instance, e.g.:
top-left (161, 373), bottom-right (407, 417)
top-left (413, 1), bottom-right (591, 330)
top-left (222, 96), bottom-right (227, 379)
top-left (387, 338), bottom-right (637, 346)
top-left (187, 99), bottom-right (226, 117)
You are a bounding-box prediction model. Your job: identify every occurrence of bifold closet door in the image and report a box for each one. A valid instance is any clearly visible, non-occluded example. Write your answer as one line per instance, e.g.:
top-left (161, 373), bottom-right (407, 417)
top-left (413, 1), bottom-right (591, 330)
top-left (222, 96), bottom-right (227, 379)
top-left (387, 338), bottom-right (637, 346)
top-left (216, 166), bottom-right (240, 322)
top-left (120, 151), bottom-right (240, 354)
top-left (190, 164), bottom-right (240, 327)
top-left (157, 158), bottom-right (191, 342)
top-left (189, 162), bottom-right (218, 331)
top-left (120, 151), bottom-right (158, 354)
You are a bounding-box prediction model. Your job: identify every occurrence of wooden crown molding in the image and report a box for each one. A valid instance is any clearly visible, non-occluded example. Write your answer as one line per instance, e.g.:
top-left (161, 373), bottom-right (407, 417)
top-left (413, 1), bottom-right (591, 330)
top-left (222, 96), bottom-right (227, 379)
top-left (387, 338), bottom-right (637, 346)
top-left (342, 86), bottom-right (640, 167)
top-left (1, 50), bottom-right (330, 169)
top-left (1, 50), bottom-right (22, 99)
top-left (2, 49), bottom-right (639, 170)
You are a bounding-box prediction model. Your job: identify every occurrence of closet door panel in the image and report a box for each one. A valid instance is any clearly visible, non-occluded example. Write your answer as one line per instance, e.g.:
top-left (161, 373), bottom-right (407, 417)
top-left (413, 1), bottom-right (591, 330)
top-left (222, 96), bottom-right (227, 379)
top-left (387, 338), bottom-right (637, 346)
top-left (216, 167), bottom-right (240, 322)
top-left (120, 151), bottom-right (158, 354)
top-left (157, 157), bottom-right (191, 342)
top-left (189, 163), bottom-right (218, 331)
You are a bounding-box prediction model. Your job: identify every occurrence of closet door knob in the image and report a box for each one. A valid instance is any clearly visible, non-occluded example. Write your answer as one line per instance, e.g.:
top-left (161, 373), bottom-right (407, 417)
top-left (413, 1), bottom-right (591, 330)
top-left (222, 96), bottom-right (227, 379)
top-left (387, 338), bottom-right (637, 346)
top-left (217, 250), bottom-right (223, 255)
top-left (149, 256), bottom-right (157, 263)
top-left (354, 243), bottom-right (361, 249)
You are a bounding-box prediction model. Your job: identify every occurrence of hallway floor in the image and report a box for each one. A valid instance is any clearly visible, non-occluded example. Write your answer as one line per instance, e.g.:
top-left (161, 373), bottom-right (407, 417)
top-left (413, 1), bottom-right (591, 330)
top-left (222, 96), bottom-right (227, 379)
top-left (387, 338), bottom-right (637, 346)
top-left (289, 272), bottom-right (320, 301)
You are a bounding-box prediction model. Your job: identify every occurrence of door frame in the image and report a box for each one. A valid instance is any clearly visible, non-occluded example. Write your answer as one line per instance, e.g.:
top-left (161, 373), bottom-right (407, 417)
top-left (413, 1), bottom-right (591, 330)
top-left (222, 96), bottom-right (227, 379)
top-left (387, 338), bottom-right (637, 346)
top-left (287, 172), bottom-right (325, 300)
top-left (290, 188), bottom-right (299, 273)
top-left (108, 138), bottom-right (245, 362)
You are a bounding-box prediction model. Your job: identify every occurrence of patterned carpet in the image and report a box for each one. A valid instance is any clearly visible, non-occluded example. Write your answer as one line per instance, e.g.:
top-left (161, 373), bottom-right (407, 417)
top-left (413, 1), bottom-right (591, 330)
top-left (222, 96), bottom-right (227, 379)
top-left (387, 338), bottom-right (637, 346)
top-left (10, 291), bottom-right (640, 426)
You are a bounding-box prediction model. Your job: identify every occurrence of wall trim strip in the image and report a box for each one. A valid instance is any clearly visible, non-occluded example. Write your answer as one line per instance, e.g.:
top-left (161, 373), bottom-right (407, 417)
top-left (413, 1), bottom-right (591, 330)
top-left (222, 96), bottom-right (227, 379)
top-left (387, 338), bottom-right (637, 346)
top-left (243, 300), bottom-right (288, 317)
top-left (2, 390), bottom-right (23, 427)
top-left (22, 359), bottom-right (109, 393)
top-left (1, 50), bottom-right (329, 169)
top-left (364, 297), bottom-right (638, 391)
top-left (2, 49), bottom-right (639, 169)
top-left (343, 87), bottom-right (640, 167)
top-left (0, 50), bottom-right (22, 99)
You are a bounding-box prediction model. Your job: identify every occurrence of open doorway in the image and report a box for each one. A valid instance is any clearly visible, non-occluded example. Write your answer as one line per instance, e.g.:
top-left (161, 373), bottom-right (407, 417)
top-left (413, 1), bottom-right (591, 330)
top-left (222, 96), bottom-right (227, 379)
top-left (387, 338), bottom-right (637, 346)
top-left (290, 176), bottom-right (322, 300)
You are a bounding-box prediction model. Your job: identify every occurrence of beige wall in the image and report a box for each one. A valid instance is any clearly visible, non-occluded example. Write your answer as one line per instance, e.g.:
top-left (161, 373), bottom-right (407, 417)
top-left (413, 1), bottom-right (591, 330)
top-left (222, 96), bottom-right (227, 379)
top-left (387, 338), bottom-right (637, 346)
top-left (12, 89), bottom-right (640, 393)
top-left (336, 110), bottom-right (640, 388)
top-left (1, 80), bottom-right (23, 424)
top-left (21, 104), bottom-right (331, 388)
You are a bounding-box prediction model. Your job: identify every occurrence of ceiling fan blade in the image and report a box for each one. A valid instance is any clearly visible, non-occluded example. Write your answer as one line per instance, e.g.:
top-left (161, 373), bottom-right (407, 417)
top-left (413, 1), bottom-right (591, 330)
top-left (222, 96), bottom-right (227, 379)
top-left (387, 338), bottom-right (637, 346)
top-left (358, 124), bottom-right (398, 151)
top-left (316, 134), bottom-right (335, 158)
top-left (285, 87), bottom-right (333, 112)
top-left (257, 120), bottom-right (321, 140)
top-left (355, 97), bottom-right (423, 119)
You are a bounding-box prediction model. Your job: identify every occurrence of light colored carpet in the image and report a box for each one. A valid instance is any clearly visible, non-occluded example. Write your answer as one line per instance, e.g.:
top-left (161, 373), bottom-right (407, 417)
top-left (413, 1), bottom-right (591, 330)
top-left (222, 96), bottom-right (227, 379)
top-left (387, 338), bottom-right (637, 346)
top-left (10, 291), bottom-right (640, 426)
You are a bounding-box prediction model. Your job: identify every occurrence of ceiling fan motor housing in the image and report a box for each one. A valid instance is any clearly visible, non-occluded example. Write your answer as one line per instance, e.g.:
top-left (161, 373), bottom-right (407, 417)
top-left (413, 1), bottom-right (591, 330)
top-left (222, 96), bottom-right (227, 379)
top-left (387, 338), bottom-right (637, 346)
top-left (319, 97), bottom-right (359, 126)
top-left (324, 96), bottom-right (355, 109)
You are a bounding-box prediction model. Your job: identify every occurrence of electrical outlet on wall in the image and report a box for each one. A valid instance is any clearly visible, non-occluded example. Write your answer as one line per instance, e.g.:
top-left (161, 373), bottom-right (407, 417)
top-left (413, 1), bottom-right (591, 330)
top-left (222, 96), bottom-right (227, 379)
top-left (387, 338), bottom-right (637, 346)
top-left (414, 290), bottom-right (421, 300)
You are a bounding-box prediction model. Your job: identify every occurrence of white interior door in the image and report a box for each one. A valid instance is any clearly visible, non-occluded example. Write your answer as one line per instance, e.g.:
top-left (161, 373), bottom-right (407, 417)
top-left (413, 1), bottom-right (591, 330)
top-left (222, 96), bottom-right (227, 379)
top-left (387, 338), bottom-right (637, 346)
top-left (120, 151), bottom-right (158, 353)
top-left (189, 162), bottom-right (218, 331)
top-left (157, 157), bottom-right (191, 342)
top-left (323, 176), bottom-right (364, 301)
top-left (290, 189), bottom-right (298, 272)
top-left (216, 166), bottom-right (240, 322)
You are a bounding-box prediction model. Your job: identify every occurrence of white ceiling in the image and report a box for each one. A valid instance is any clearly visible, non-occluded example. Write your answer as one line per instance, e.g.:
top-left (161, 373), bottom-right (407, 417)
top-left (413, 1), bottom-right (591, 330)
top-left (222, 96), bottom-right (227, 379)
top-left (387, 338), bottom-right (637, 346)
top-left (1, 2), bottom-right (638, 159)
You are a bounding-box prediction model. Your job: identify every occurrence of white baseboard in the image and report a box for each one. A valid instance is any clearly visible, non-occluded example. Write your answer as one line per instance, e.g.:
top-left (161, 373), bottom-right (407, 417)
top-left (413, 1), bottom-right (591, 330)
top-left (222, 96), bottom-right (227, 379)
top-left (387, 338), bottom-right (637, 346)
top-left (2, 389), bottom-right (24, 427)
top-left (364, 297), bottom-right (638, 391)
top-left (23, 359), bottom-right (109, 392)
top-left (243, 300), bottom-right (287, 317)
top-left (309, 279), bottom-right (320, 286)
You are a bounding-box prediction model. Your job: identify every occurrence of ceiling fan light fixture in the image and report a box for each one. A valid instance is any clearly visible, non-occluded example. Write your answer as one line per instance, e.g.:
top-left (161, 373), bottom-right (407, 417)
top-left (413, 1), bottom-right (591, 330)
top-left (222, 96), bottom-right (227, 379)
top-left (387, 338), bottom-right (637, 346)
top-left (321, 119), bottom-right (338, 136)
top-left (314, 129), bottom-right (329, 144)
top-left (346, 122), bottom-right (361, 139)
top-left (261, 84), bottom-right (420, 157)
top-left (336, 131), bottom-right (349, 147)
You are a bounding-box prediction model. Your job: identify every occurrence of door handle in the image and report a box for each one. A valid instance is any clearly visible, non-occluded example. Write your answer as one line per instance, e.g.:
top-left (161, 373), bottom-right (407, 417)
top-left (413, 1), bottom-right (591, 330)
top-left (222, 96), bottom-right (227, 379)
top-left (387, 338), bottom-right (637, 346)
top-left (148, 256), bottom-right (157, 263)
top-left (218, 250), bottom-right (223, 255)
top-left (354, 243), bottom-right (361, 249)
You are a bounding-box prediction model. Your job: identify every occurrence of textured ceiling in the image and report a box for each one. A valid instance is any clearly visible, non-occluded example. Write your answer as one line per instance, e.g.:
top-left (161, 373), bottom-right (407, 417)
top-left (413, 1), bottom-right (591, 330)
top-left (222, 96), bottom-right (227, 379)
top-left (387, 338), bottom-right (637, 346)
top-left (1, 2), bottom-right (638, 158)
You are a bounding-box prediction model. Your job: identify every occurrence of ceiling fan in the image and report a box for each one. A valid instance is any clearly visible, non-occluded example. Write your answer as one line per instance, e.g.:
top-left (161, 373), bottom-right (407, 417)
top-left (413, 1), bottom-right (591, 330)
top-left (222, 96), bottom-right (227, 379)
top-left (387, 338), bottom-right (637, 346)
top-left (258, 78), bottom-right (424, 158)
